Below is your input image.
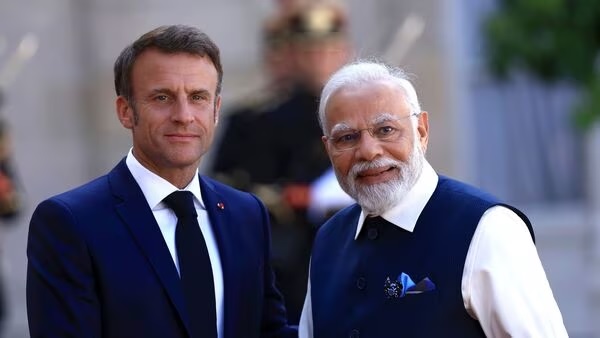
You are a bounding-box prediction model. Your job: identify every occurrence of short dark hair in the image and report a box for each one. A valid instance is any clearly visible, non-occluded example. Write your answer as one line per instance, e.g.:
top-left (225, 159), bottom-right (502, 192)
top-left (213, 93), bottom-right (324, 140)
top-left (114, 25), bottom-right (223, 103)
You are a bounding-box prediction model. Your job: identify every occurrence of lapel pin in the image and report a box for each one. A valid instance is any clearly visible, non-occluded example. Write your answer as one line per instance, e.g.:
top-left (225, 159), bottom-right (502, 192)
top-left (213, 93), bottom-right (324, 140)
top-left (217, 202), bottom-right (225, 210)
top-left (384, 276), bottom-right (403, 299)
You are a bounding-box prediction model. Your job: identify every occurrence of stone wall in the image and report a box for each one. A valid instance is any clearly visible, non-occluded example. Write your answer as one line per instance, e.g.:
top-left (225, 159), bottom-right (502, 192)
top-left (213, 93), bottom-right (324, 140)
top-left (1, 0), bottom-right (595, 336)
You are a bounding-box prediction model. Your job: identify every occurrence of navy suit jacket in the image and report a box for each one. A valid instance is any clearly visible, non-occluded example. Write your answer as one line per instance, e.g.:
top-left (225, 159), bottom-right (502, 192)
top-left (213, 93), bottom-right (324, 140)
top-left (26, 159), bottom-right (296, 338)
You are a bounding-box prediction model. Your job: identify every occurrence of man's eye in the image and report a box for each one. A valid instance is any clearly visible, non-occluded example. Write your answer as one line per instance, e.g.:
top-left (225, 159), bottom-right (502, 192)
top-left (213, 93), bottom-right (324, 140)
top-left (376, 125), bottom-right (397, 136)
top-left (191, 94), bottom-right (203, 101)
top-left (155, 95), bottom-right (169, 102)
top-left (335, 133), bottom-right (358, 143)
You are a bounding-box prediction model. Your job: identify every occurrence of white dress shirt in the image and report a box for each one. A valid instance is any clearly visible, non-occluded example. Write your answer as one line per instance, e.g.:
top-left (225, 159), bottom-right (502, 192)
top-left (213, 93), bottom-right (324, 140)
top-left (299, 160), bottom-right (568, 337)
top-left (126, 150), bottom-right (224, 337)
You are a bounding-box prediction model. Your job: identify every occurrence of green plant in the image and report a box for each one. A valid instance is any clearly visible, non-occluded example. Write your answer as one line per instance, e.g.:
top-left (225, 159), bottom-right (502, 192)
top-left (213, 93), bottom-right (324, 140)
top-left (485, 0), bottom-right (600, 128)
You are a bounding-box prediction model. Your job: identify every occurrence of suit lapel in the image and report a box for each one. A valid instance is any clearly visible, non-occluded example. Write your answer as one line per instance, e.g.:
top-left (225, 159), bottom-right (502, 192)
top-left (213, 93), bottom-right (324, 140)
top-left (109, 160), bottom-right (192, 336)
top-left (199, 177), bottom-right (240, 338)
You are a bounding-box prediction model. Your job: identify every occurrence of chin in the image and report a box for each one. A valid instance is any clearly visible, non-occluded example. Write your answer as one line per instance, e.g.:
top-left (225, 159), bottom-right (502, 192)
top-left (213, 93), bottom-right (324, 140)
top-left (354, 180), bottom-right (404, 216)
top-left (341, 147), bottom-right (425, 216)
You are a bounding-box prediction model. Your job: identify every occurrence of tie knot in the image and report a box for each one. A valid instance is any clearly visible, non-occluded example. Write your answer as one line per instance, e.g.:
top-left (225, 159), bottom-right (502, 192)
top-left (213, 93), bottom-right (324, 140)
top-left (163, 191), bottom-right (198, 219)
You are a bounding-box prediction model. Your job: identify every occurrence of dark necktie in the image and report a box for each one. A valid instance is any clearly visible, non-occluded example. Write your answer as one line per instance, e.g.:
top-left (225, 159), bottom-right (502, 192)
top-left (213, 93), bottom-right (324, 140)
top-left (163, 191), bottom-right (217, 338)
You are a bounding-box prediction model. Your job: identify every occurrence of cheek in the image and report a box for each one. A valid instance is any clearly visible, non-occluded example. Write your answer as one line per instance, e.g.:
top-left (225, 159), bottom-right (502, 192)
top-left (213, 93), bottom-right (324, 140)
top-left (330, 153), bottom-right (353, 175)
top-left (389, 143), bottom-right (413, 162)
top-left (198, 115), bottom-right (218, 136)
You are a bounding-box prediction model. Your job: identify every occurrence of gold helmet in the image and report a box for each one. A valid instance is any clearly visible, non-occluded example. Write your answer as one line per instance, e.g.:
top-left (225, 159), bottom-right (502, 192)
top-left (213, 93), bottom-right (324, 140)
top-left (287, 2), bottom-right (349, 42)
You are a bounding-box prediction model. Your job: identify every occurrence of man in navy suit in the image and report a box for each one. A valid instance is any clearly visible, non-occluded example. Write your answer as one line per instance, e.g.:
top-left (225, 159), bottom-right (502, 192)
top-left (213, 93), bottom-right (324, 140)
top-left (26, 25), bottom-right (296, 338)
top-left (299, 61), bottom-right (568, 337)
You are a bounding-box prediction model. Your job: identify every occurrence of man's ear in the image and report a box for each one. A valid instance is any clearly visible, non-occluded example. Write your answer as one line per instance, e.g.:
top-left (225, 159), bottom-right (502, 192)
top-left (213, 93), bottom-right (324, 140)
top-left (322, 135), bottom-right (335, 159)
top-left (116, 96), bottom-right (134, 129)
top-left (322, 135), bottom-right (329, 152)
top-left (417, 111), bottom-right (429, 152)
top-left (214, 95), bottom-right (222, 125)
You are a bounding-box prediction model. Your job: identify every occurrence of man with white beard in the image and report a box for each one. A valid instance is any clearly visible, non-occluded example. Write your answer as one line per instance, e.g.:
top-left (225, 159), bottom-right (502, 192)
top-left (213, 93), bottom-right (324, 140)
top-left (298, 61), bottom-right (568, 337)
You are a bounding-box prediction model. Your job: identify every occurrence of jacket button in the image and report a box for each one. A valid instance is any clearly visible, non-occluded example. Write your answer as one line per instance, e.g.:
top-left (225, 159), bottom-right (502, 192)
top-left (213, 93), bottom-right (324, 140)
top-left (356, 277), bottom-right (366, 290)
top-left (350, 329), bottom-right (360, 338)
top-left (367, 228), bottom-right (378, 240)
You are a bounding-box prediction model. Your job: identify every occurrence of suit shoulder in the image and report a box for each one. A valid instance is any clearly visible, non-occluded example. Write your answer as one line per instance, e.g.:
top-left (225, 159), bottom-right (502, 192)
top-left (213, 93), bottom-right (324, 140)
top-left (317, 204), bottom-right (360, 236)
top-left (437, 175), bottom-right (500, 205)
top-left (30, 175), bottom-right (112, 238)
top-left (46, 175), bottom-right (111, 208)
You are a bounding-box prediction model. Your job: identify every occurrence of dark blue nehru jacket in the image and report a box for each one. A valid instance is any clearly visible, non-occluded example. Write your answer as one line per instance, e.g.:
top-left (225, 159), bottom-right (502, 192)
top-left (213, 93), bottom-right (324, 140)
top-left (310, 176), bottom-right (534, 338)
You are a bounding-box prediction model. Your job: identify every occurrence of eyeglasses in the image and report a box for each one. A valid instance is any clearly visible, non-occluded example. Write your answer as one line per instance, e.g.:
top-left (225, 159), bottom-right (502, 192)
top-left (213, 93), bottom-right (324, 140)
top-left (325, 113), bottom-right (419, 151)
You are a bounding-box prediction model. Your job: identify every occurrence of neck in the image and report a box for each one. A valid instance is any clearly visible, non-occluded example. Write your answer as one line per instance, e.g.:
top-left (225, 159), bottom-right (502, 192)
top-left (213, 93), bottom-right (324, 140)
top-left (132, 150), bottom-right (199, 189)
top-left (146, 166), bottom-right (198, 189)
top-left (163, 171), bottom-right (197, 189)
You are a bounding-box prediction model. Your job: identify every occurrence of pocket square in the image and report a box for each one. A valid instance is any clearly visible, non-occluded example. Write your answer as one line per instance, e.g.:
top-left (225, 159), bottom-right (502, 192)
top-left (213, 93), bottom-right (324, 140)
top-left (384, 272), bottom-right (436, 299)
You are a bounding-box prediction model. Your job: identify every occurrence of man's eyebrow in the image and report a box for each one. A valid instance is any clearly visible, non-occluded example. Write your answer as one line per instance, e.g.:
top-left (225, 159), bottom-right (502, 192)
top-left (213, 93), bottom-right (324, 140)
top-left (189, 88), bottom-right (211, 97)
top-left (328, 113), bottom-right (403, 135)
top-left (148, 88), bottom-right (212, 97)
top-left (371, 113), bottom-right (399, 125)
top-left (150, 88), bottom-right (174, 96)
top-left (330, 123), bottom-right (352, 135)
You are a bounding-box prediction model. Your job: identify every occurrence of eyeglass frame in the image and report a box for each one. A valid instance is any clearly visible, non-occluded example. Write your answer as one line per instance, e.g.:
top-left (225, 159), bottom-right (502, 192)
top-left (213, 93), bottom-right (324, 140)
top-left (324, 112), bottom-right (421, 152)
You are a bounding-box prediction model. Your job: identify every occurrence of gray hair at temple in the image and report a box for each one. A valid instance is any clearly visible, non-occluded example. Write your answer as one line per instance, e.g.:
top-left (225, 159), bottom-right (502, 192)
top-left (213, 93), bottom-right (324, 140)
top-left (317, 60), bottom-right (422, 135)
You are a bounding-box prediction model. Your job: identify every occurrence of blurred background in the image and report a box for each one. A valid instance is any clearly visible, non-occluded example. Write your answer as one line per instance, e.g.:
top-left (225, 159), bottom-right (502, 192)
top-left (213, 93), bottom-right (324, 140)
top-left (1, 0), bottom-right (599, 336)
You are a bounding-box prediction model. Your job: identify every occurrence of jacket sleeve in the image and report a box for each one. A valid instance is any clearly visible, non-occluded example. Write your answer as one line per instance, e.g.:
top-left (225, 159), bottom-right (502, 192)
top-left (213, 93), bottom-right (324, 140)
top-left (26, 198), bottom-right (101, 338)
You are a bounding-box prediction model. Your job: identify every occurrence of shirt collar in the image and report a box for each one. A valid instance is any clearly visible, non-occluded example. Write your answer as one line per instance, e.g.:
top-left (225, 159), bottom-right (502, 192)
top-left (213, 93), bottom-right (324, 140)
top-left (354, 160), bottom-right (438, 240)
top-left (125, 148), bottom-right (205, 211)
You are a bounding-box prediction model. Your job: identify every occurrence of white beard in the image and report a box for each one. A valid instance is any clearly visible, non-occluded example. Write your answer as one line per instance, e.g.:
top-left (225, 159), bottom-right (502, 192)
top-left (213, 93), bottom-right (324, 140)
top-left (336, 141), bottom-right (424, 216)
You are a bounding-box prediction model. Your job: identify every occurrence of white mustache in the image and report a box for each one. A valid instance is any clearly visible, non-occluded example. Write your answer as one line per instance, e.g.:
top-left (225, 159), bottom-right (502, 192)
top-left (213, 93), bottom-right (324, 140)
top-left (349, 157), bottom-right (403, 179)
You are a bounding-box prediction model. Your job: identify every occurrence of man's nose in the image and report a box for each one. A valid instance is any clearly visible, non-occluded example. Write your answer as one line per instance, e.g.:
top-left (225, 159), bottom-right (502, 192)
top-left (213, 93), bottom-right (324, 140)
top-left (172, 98), bottom-right (195, 123)
top-left (354, 131), bottom-right (384, 161)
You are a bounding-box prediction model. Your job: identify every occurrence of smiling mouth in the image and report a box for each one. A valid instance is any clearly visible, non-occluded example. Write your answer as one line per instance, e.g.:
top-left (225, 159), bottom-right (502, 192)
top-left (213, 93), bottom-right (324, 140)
top-left (357, 166), bottom-right (397, 178)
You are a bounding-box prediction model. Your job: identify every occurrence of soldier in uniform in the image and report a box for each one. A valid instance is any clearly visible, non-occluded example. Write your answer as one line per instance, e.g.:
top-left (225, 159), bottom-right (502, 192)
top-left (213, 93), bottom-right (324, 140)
top-left (0, 92), bottom-right (20, 220)
top-left (257, 2), bottom-right (353, 324)
top-left (212, 2), bottom-right (353, 324)
top-left (0, 89), bottom-right (21, 337)
top-left (211, 10), bottom-right (295, 190)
